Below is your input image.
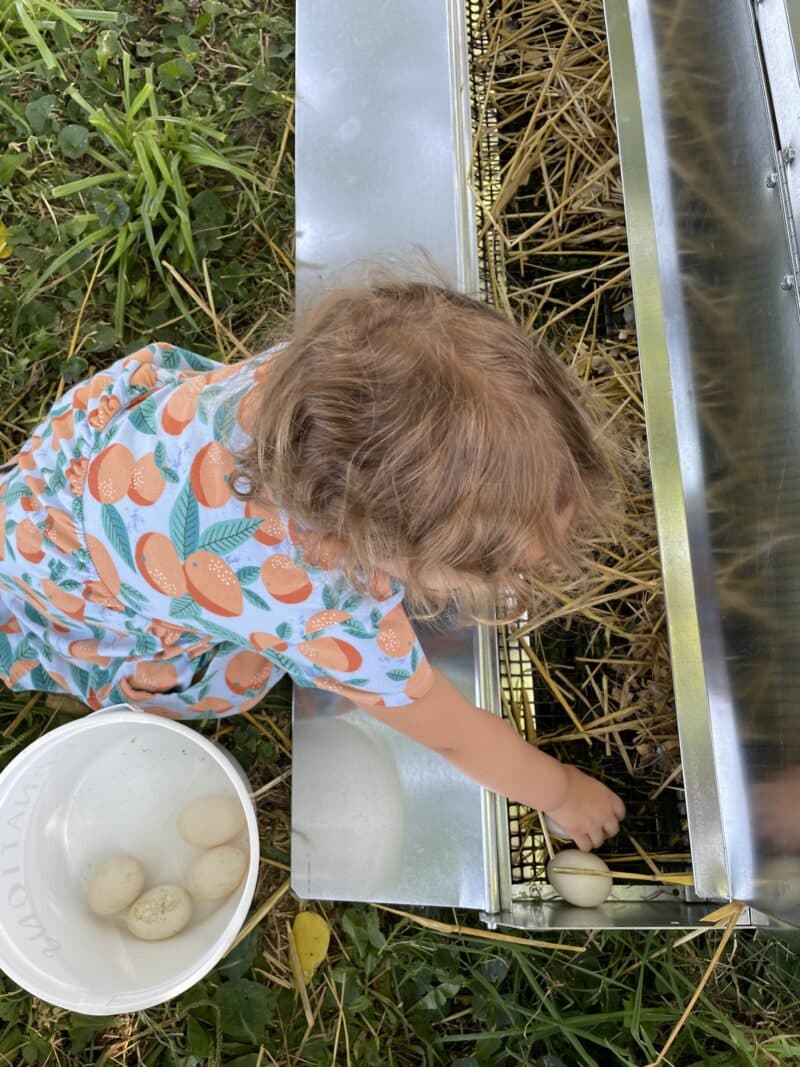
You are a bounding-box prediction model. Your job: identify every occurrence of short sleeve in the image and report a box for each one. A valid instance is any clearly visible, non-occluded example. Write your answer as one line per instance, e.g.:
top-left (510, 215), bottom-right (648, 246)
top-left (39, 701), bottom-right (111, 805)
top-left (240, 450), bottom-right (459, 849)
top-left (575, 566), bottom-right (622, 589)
top-left (257, 579), bottom-right (434, 709)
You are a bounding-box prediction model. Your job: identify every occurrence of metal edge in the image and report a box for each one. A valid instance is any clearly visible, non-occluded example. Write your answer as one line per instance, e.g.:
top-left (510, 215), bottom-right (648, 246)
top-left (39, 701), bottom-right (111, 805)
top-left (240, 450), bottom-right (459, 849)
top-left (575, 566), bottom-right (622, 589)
top-left (756, 0), bottom-right (800, 285)
top-left (475, 624), bottom-right (508, 919)
top-left (449, 0), bottom-right (507, 917)
top-left (603, 0), bottom-right (730, 897)
top-left (488, 901), bottom-right (771, 932)
top-left (448, 0), bottom-right (481, 295)
top-left (785, 0), bottom-right (800, 56)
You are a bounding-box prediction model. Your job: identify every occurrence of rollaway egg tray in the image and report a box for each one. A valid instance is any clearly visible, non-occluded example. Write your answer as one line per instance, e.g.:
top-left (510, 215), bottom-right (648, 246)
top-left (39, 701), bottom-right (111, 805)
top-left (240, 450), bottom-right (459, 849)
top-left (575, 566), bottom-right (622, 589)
top-left (291, 0), bottom-right (797, 931)
top-left (499, 627), bottom-right (690, 904)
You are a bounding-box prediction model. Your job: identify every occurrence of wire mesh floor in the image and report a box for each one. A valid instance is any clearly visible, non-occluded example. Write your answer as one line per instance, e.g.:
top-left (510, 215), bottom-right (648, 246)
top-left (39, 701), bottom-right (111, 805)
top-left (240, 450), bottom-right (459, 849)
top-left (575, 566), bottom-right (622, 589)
top-left (498, 625), bottom-right (690, 886)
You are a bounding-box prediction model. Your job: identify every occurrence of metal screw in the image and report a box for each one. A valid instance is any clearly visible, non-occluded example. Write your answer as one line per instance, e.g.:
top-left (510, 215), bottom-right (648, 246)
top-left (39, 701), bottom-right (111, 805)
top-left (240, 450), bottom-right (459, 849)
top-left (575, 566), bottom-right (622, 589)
top-left (784, 146), bottom-right (796, 164)
top-left (766, 171), bottom-right (779, 187)
top-left (781, 274), bottom-right (795, 290)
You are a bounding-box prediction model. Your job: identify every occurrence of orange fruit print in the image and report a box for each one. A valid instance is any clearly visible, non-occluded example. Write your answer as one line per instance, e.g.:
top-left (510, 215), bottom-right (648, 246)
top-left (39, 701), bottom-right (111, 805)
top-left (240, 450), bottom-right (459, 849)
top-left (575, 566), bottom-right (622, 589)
top-left (245, 500), bottom-right (285, 545)
top-left (297, 637), bottom-right (362, 673)
top-left (8, 660), bottom-right (38, 686)
top-left (40, 579), bottom-right (85, 621)
top-left (250, 631), bottom-right (289, 653)
top-left (15, 519), bottom-right (44, 563)
top-left (261, 554), bottom-right (312, 604)
top-left (15, 436), bottom-right (41, 471)
top-left (192, 696), bottom-right (234, 715)
top-left (376, 604), bottom-right (416, 658)
top-left (0, 345), bottom-right (432, 720)
top-left (86, 533), bottom-right (121, 594)
top-left (224, 649), bottom-right (273, 694)
top-left (190, 441), bottom-right (235, 508)
top-left (304, 609), bottom-right (350, 634)
top-left (161, 376), bottom-right (205, 435)
top-left (87, 395), bottom-right (120, 431)
top-left (43, 506), bottom-right (81, 554)
top-left (88, 443), bottom-right (135, 504)
top-left (72, 374), bottom-right (114, 409)
top-left (50, 410), bottom-right (74, 447)
top-left (128, 661), bottom-right (180, 693)
top-left (128, 452), bottom-right (166, 506)
top-left (135, 532), bottom-right (188, 597)
top-left (184, 550), bottom-right (243, 616)
top-left (67, 638), bottom-right (111, 666)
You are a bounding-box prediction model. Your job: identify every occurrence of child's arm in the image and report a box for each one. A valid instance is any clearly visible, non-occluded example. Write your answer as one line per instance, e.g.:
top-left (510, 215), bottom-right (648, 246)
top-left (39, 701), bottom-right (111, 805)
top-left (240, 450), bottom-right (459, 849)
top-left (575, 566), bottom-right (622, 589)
top-left (361, 667), bottom-right (625, 852)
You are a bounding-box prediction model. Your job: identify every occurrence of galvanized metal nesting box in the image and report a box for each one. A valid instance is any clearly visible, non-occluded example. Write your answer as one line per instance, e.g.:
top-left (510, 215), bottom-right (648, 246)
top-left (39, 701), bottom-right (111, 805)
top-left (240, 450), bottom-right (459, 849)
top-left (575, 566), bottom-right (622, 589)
top-left (291, 0), bottom-right (800, 932)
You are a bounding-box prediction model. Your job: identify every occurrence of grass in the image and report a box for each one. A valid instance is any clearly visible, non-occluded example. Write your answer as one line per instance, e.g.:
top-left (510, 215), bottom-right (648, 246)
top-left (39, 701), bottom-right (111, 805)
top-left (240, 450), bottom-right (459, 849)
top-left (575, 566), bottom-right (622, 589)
top-left (2, 1), bottom-right (800, 1065)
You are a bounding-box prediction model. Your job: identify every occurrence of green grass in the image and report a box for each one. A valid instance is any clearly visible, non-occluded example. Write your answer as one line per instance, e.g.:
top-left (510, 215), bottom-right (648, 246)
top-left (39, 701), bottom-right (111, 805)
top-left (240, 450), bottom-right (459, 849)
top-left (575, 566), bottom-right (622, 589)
top-left (0, 0), bottom-right (294, 457)
top-left (2, 1), bottom-right (800, 1064)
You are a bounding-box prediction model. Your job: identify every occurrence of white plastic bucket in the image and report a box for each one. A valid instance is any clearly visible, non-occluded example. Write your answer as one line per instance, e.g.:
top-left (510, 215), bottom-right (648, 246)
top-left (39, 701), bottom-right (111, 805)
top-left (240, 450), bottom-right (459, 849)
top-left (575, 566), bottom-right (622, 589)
top-left (0, 707), bottom-right (259, 1014)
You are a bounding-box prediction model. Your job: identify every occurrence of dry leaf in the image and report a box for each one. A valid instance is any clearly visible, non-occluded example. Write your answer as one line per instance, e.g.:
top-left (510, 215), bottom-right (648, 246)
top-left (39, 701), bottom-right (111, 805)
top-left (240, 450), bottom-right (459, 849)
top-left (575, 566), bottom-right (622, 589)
top-left (0, 222), bottom-right (11, 259)
top-left (291, 911), bottom-right (330, 983)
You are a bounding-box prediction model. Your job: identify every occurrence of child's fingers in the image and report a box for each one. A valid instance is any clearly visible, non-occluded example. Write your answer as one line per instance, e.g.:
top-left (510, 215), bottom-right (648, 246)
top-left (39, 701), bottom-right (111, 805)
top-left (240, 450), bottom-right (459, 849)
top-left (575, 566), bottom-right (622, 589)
top-left (613, 795), bottom-right (626, 820)
top-left (589, 827), bottom-right (605, 850)
top-left (603, 816), bottom-right (620, 838)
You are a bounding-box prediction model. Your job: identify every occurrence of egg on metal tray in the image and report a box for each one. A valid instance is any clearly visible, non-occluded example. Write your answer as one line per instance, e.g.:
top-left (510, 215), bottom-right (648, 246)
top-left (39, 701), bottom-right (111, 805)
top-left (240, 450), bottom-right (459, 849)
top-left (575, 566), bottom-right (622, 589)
top-left (546, 848), bottom-right (613, 908)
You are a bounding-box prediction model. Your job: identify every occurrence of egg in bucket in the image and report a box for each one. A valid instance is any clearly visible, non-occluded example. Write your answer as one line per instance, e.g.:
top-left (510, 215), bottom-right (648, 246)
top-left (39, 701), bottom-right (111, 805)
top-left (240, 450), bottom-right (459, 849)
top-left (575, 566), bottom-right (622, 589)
top-left (0, 706), bottom-right (259, 1014)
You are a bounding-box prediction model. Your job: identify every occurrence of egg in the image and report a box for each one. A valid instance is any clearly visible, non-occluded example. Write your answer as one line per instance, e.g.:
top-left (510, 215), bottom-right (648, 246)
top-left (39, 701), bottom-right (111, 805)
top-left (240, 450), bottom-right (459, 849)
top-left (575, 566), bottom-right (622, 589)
top-left (543, 814), bottom-right (571, 840)
top-left (87, 854), bottom-right (146, 917)
top-left (546, 849), bottom-right (613, 908)
top-left (186, 845), bottom-right (248, 901)
top-left (177, 793), bottom-right (246, 848)
top-left (126, 884), bottom-right (192, 941)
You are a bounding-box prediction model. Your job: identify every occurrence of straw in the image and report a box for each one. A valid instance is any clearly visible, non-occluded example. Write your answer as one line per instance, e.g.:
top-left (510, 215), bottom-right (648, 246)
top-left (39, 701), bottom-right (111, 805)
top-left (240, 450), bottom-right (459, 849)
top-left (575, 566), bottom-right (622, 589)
top-left (232, 877), bottom-right (291, 948)
top-left (286, 920), bottom-right (315, 1029)
top-left (375, 904), bottom-right (585, 953)
top-left (648, 903), bottom-right (745, 1066)
top-left (547, 865), bottom-right (694, 887)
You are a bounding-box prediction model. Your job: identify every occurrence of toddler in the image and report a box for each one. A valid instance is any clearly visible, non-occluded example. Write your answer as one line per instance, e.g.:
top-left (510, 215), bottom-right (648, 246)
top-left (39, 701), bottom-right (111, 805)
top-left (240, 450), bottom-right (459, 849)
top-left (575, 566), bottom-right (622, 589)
top-left (0, 282), bottom-right (624, 851)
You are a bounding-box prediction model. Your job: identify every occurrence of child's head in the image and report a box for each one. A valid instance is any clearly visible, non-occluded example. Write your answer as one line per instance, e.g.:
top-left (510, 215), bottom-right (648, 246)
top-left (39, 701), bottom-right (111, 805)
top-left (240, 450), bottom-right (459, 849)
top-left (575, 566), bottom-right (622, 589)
top-left (236, 281), bottom-right (619, 620)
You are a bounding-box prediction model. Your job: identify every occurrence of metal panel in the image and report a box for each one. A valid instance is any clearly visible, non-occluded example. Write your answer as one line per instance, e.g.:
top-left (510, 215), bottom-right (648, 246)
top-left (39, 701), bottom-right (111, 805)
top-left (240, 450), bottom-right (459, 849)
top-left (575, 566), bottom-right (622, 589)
top-left (293, 625), bottom-right (491, 908)
top-left (488, 901), bottom-right (769, 933)
top-left (756, 0), bottom-right (800, 274)
top-left (293, 0), bottom-right (498, 910)
top-left (294, 0), bottom-right (477, 305)
top-left (606, 0), bottom-right (800, 925)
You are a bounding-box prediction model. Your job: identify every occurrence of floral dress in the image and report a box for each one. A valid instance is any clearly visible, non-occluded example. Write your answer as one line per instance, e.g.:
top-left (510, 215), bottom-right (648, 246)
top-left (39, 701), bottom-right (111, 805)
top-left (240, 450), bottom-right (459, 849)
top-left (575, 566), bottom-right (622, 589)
top-left (0, 343), bottom-right (433, 718)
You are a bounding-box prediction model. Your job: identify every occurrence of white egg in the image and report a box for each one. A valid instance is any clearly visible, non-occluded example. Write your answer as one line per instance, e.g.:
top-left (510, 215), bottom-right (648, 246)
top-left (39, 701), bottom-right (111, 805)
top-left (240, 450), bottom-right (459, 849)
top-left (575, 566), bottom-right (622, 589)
top-left (546, 849), bottom-right (613, 908)
top-left (543, 814), bottom-right (571, 840)
top-left (177, 794), bottom-right (246, 848)
top-left (126, 884), bottom-right (192, 941)
top-left (87, 854), bottom-right (146, 917)
top-left (186, 845), bottom-right (248, 901)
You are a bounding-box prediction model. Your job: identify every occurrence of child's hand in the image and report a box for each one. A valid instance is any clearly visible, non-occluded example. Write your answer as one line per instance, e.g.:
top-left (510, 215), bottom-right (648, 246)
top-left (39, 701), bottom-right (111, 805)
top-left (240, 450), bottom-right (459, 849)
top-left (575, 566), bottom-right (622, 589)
top-left (545, 765), bottom-right (625, 852)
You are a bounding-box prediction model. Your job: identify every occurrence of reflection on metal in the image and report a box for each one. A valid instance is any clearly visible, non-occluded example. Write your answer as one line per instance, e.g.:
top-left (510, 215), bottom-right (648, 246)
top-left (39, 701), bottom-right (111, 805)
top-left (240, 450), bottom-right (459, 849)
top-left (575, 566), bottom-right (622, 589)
top-left (293, 625), bottom-right (490, 908)
top-left (293, 0), bottom-right (496, 911)
top-left (497, 900), bottom-right (769, 932)
top-left (294, 0), bottom-right (477, 305)
top-left (607, 0), bottom-right (800, 926)
top-left (294, 0), bottom-right (795, 929)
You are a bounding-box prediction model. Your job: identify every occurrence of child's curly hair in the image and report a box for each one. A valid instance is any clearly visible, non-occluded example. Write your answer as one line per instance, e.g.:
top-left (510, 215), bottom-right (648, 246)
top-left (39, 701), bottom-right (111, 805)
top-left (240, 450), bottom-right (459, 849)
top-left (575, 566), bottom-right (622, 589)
top-left (234, 281), bottom-right (621, 621)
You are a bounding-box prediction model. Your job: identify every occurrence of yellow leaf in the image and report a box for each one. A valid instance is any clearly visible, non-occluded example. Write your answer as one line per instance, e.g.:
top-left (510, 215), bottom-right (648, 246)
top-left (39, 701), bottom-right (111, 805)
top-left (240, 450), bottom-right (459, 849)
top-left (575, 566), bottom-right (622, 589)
top-left (291, 910), bottom-right (330, 982)
top-left (0, 222), bottom-right (11, 260)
